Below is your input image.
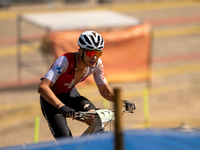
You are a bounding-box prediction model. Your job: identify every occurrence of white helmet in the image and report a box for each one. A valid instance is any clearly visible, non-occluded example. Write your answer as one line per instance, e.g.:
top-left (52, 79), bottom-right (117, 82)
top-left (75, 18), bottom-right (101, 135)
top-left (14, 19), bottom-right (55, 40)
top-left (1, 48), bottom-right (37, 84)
top-left (78, 31), bottom-right (104, 51)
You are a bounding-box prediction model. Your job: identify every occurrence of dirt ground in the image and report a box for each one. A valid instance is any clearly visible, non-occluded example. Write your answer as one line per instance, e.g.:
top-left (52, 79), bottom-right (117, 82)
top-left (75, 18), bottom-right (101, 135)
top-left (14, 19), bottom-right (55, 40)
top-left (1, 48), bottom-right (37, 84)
top-left (0, 0), bottom-right (200, 148)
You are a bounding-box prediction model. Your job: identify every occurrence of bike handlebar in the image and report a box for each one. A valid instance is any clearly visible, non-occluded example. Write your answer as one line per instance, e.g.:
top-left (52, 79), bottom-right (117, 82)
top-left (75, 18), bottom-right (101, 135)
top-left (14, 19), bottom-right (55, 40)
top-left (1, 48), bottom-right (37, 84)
top-left (75, 108), bottom-right (133, 115)
top-left (74, 108), bottom-right (133, 122)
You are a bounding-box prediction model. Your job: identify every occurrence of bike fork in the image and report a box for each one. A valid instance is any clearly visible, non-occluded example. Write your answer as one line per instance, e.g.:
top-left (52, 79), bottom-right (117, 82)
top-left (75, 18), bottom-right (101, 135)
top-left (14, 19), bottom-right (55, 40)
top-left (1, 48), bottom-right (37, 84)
top-left (81, 117), bottom-right (104, 136)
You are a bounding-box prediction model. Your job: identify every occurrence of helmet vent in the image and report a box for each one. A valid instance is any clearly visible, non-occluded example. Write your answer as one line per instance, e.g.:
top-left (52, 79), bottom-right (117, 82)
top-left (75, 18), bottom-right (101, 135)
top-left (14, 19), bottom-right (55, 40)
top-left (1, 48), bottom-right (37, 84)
top-left (90, 35), bottom-right (98, 47)
top-left (79, 37), bottom-right (86, 45)
top-left (83, 35), bottom-right (92, 45)
top-left (96, 35), bottom-right (101, 46)
top-left (92, 32), bottom-right (96, 36)
top-left (86, 45), bottom-right (94, 49)
top-left (98, 46), bottom-right (103, 49)
top-left (100, 38), bottom-right (104, 46)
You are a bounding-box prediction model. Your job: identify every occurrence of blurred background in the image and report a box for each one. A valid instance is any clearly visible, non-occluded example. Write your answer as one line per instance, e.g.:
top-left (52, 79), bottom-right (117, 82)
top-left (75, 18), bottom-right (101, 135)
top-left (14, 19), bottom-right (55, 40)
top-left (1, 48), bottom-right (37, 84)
top-left (0, 0), bottom-right (200, 148)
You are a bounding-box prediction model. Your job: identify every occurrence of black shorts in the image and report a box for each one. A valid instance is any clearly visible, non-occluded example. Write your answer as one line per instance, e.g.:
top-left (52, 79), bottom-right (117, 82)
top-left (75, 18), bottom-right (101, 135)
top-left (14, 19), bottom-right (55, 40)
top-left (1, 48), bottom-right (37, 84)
top-left (40, 87), bottom-right (96, 139)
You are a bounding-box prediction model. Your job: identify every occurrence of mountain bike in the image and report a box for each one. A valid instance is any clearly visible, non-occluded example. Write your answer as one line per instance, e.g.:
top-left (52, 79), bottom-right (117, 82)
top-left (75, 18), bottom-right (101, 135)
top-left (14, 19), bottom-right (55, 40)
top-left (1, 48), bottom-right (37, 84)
top-left (74, 108), bottom-right (133, 137)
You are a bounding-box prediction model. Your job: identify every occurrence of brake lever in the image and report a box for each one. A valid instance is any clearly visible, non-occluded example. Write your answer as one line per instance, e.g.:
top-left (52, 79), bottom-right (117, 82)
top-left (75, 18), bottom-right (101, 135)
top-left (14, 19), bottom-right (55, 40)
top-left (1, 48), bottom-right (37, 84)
top-left (127, 110), bottom-right (134, 113)
top-left (122, 107), bottom-right (134, 113)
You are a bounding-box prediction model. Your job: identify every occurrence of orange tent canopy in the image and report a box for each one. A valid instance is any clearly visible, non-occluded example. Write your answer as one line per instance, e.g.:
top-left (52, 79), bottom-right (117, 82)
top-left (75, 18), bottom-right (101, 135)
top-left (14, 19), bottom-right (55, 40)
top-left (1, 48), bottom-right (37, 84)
top-left (48, 23), bottom-right (151, 83)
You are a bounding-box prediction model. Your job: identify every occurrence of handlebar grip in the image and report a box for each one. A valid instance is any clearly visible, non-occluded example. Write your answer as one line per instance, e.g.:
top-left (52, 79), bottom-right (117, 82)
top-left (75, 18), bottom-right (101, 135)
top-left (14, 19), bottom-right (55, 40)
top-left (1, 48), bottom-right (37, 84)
top-left (127, 110), bottom-right (134, 113)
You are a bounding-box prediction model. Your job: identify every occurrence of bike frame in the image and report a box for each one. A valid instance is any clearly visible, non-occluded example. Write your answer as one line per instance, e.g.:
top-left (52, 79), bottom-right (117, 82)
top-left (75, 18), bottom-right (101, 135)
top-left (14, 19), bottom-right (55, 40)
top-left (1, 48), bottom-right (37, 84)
top-left (75, 109), bottom-right (115, 136)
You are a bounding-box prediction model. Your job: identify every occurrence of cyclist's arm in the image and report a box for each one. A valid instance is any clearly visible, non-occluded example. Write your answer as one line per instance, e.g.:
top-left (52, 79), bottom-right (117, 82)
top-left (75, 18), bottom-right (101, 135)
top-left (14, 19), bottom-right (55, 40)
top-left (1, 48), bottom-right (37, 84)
top-left (94, 59), bottom-right (127, 103)
top-left (38, 55), bottom-right (68, 109)
top-left (97, 83), bottom-right (116, 102)
top-left (97, 83), bottom-right (135, 111)
top-left (38, 78), bottom-right (65, 109)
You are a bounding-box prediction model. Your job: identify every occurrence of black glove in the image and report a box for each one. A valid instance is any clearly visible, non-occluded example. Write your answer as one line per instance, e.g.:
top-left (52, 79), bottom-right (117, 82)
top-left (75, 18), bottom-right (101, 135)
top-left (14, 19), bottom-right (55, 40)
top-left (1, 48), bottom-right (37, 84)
top-left (59, 105), bottom-right (75, 117)
top-left (123, 100), bottom-right (136, 111)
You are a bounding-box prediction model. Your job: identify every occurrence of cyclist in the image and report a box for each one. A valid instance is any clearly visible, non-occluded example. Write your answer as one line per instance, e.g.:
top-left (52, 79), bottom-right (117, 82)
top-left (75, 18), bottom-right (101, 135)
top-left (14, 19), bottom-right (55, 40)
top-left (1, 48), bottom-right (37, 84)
top-left (38, 31), bottom-right (136, 139)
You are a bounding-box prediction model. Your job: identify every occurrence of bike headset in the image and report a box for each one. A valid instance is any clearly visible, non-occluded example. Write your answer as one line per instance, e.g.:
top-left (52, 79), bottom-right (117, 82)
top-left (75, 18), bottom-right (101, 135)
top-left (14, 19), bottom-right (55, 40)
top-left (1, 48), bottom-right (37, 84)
top-left (78, 31), bottom-right (104, 66)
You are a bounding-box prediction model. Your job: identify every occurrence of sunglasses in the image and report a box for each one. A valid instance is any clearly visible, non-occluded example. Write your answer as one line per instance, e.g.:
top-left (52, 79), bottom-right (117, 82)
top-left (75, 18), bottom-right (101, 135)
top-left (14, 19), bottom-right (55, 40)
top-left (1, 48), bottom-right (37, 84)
top-left (84, 50), bottom-right (102, 58)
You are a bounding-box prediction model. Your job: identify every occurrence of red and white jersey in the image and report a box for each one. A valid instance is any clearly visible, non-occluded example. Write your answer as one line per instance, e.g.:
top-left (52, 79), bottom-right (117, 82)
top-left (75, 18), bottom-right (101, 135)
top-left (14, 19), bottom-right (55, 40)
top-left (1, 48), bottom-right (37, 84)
top-left (45, 52), bottom-right (107, 94)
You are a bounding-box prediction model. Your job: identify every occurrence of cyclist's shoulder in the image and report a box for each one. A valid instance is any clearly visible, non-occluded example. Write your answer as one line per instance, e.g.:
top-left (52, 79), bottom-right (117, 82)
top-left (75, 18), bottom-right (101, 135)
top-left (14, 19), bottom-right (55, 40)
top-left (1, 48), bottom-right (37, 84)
top-left (96, 58), bottom-right (103, 67)
top-left (51, 52), bottom-right (76, 71)
top-left (62, 52), bottom-right (76, 59)
top-left (59, 52), bottom-right (76, 66)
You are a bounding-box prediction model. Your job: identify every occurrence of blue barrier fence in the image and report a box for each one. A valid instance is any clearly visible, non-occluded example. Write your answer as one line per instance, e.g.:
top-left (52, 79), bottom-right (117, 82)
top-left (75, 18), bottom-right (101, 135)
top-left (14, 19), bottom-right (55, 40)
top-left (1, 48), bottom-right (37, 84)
top-left (1, 129), bottom-right (200, 150)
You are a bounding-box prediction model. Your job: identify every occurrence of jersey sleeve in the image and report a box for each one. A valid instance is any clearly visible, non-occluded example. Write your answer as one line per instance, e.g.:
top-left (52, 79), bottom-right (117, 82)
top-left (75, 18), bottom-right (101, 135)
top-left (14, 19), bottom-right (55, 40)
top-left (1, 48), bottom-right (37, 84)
top-left (45, 56), bottom-right (68, 83)
top-left (93, 58), bottom-right (107, 85)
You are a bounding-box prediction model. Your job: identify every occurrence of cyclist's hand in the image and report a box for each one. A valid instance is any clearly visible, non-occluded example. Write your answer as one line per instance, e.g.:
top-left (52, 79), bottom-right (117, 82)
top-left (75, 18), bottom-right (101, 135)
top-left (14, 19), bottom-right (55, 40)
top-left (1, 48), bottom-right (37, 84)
top-left (123, 100), bottom-right (136, 111)
top-left (59, 105), bottom-right (75, 118)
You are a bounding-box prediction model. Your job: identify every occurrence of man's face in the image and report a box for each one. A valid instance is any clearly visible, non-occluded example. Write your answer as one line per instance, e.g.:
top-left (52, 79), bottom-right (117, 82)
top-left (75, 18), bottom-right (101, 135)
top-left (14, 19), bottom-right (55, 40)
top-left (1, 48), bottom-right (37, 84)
top-left (79, 49), bottom-right (102, 68)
